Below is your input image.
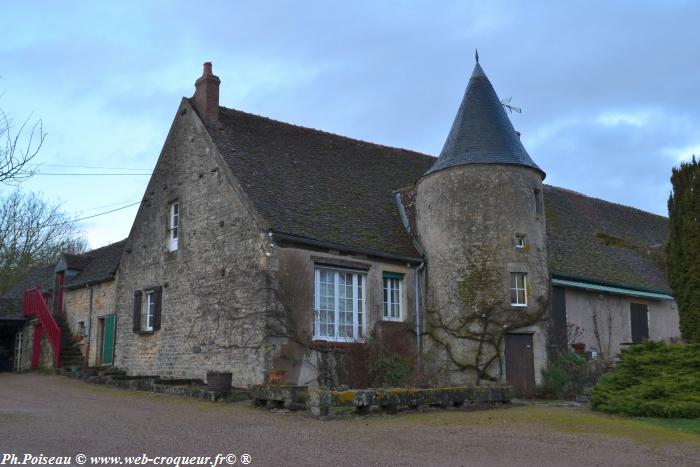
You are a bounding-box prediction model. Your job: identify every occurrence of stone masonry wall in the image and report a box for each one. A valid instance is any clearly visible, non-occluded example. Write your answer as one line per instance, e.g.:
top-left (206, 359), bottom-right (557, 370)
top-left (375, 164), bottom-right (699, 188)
top-left (273, 245), bottom-right (418, 386)
top-left (415, 164), bottom-right (550, 386)
top-left (114, 99), bottom-right (276, 386)
top-left (63, 280), bottom-right (116, 367)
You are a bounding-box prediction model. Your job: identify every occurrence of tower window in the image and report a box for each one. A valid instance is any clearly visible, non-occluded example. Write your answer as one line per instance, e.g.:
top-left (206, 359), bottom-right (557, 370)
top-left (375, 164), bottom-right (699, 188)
top-left (515, 234), bottom-right (526, 248)
top-left (510, 272), bottom-right (528, 307)
top-left (533, 189), bottom-right (543, 216)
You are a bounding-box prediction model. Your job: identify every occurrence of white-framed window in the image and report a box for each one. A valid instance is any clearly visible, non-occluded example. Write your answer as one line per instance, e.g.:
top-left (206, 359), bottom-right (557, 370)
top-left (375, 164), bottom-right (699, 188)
top-left (510, 272), bottom-right (528, 307)
top-left (383, 273), bottom-right (403, 321)
top-left (143, 290), bottom-right (156, 331)
top-left (515, 234), bottom-right (526, 248)
top-left (77, 321), bottom-right (87, 337)
top-left (168, 201), bottom-right (179, 252)
top-left (314, 267), bottom-right (366, 342)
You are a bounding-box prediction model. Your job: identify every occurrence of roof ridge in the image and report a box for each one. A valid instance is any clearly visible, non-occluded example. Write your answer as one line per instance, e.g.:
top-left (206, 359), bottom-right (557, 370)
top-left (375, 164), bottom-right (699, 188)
top-left (544, 184), bottom-right (668, 220)
top-left (71, 238), bottom-right (128, 259)
top-left (217, 105), bottom-right (436, 161)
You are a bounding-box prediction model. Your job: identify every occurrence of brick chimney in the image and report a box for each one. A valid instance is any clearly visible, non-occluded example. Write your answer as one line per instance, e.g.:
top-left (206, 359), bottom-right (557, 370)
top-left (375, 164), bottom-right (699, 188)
top-left (192, 62), bottom-right (220, 123)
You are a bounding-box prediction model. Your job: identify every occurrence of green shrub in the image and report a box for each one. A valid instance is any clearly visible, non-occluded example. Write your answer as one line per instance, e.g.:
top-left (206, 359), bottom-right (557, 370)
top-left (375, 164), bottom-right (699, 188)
top-left (591, 341), bottom-right (700, 418)
top-left (541, 364), bottom-right (567, 397)
top-left (368, 352), bottom-right (414, 387)
top-left (540, 351), bottom-right (587, 398)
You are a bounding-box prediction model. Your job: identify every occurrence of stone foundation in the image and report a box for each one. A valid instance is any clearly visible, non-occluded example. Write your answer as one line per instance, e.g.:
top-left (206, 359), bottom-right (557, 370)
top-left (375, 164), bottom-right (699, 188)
top-left (251, 384), bottom-right (513, 416)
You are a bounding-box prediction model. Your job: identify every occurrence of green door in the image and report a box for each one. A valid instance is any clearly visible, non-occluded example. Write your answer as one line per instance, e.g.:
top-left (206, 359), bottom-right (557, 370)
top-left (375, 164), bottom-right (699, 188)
top-left (102, 315), bottom-right (116, 366)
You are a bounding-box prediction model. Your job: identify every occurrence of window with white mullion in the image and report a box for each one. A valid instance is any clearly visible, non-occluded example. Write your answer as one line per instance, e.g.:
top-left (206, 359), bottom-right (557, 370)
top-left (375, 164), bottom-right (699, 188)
top-left (357, 275), bottom-right (365, 338)
top-left (168, 201), bottom-right (179, 252)
top-left (383, 275), bottom-right (403, 321)
top-left (313, 267), bottom-right (365, 341)
top-left (352, 274), bottom-right (358, 339)
top-left (510, 272), bottom-right (528, 307)
top-left (314, 269), bottom-right (320, 338)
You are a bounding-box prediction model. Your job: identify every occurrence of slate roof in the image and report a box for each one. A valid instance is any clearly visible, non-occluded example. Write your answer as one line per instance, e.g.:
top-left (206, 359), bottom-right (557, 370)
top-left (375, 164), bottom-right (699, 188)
top-left (207, 107), bottom-right (435, 258)
top-left (544, 186), bottom-right (670, 293)
top-left (3, 263), bottom-right (55, 301)
top-left (425, 62), bottom-right (544, 178)
top-left (64, 240), bottom-right (126, 289)
top-left (203, 105), bottom-right (669, 294)
top-left (62, 253), bottom-right (92, 271)
top-left (0, 298), bottom-right (23, 320)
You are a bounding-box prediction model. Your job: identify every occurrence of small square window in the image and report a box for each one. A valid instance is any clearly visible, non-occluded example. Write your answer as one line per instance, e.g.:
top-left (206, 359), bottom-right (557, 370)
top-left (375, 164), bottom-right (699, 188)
top-left (515, 234), bottom-right (526, 248)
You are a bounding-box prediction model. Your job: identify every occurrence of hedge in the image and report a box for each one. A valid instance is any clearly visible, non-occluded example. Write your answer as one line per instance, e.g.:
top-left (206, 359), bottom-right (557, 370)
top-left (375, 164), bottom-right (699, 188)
top-left (591, 341), bottom-right (700, 418)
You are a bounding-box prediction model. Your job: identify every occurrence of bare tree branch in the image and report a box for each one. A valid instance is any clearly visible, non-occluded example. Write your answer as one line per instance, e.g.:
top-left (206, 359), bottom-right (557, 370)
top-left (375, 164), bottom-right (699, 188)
top-left (0, 190), bottom-right (86, 294)
top-left (0, 108), bottom-right (45, 184)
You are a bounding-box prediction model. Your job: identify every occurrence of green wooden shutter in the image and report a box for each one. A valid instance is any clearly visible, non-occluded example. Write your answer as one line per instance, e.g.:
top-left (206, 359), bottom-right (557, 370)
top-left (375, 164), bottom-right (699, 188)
top-left (102, 315), bottom-right (116, 365)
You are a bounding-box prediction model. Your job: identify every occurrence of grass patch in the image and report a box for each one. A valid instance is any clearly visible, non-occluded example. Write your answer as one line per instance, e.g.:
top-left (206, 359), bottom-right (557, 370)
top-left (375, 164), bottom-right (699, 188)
top-left (591, 341), bottom-right (700, 418)
top-left (369, 405), bottom-right (700, 448)
top-left (642, 418), bottom-right (700, 435)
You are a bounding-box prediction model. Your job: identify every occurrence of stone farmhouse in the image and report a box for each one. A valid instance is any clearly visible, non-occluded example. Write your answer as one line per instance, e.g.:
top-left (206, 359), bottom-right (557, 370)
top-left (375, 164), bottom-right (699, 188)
top-left (0, 241), bottom-right (124, 372)
top-left (2, 59), bottom-right (679, 397)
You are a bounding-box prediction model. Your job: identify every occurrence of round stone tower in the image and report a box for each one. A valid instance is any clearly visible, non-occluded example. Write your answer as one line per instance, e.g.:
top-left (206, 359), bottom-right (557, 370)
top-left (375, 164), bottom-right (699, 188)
top-left (415, 56), bottom-right (549, 388)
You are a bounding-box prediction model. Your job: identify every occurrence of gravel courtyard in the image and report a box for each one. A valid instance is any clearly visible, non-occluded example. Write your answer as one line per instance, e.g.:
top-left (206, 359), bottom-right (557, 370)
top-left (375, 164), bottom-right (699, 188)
top-left (1, 373), bottom-right (698, 467)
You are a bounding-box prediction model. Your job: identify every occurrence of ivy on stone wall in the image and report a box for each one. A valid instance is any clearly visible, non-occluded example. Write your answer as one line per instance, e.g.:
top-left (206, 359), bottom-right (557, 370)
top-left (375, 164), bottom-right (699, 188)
top-left (425, 245), bottom-right (548, 384)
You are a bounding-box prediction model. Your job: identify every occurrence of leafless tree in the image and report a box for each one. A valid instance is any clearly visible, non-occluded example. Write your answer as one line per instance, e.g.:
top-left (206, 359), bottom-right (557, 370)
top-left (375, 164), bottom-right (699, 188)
top-left (0, 190), bottom-right (86, 294)
top-left (0, 107), bottom-right (45, 184)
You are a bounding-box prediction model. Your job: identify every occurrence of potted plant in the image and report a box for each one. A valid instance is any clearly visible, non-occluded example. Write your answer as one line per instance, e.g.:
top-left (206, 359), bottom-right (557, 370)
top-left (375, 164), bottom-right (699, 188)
top-left (268, 369), bottom-right (286, 385)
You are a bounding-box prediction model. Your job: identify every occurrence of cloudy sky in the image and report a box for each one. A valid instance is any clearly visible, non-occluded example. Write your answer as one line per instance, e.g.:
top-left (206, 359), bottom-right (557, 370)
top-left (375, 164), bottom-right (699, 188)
top-left (2, 1), bottom-right (699, 248)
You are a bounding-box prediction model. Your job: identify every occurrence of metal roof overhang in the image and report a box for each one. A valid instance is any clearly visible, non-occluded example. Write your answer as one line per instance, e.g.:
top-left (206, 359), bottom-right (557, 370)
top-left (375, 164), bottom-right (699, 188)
top-left (551, 277), bottom-right (674, 301)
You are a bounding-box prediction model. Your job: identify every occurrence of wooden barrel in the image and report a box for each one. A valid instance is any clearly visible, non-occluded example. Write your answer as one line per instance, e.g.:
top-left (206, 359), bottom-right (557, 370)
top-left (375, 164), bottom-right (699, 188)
top-left (206, 371), bottom-right (232, 392)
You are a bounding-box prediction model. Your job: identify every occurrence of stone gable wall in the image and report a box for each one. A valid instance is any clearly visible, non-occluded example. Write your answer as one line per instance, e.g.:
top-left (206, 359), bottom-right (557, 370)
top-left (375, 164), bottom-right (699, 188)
top-left (114, 100), bottom-right (276, 386)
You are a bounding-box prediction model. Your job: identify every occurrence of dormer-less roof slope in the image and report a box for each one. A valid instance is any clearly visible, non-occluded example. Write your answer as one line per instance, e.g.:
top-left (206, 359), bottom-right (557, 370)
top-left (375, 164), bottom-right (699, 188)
top-left (0, 264), bottom-right (55, 320)
top-left (64, 239), bottom-right (126, 289)
top-left (545, 186), bottom-right (670, 293)
top-left (61, 253), bottom-right (92, 271)
top-left (3, 264), bottom-right (55, 301)
top-left (207, 107), bottom-right (435, 258)
top-left (425, 60), bottom-right (545, 178)
top-left (200, 104), bottom-right (668, 294)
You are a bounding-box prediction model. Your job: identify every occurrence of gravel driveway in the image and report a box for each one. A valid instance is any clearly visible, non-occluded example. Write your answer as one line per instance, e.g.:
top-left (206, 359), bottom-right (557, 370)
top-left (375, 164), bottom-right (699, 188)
top-left (1, 373), bottom-right (698, 467)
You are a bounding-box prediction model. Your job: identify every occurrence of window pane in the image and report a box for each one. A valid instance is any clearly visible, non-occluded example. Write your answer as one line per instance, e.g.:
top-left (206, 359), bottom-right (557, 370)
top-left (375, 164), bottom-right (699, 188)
top-left (314, 268), bottom-right (367, 341)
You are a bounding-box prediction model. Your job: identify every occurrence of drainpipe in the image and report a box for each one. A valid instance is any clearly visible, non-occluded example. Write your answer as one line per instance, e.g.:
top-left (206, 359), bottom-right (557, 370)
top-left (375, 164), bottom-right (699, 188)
top-left (86, 285), bottom-right (93, 365)
top-left (415, 261), bottom-right (425, 369)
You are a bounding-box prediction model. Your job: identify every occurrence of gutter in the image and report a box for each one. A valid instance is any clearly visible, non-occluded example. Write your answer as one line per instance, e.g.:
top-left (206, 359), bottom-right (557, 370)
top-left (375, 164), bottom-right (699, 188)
top-left (269, 231), bottom-right (423, 264)
top-left (551, 276), bottom-right (674, 301)
top-left (86, 285), bottom-right (94, 364)
top-left (415, 261), bottom-right (425, 368)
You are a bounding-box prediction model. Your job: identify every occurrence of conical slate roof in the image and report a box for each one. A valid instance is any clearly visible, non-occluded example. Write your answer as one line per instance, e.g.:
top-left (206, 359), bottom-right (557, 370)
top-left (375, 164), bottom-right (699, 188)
top-left (425, 59), bottom-right (545, 178)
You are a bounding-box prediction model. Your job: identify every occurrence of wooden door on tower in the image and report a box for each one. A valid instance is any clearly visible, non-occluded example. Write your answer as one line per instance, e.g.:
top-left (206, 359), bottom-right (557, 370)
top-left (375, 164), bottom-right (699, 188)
top-left (505, 333), bottom-right (535, 398)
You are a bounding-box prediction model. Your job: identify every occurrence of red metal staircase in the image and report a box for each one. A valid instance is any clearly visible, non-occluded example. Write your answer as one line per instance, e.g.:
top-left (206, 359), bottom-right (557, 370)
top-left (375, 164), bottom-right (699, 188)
top-left (23, 287), bottom-right (61, 368)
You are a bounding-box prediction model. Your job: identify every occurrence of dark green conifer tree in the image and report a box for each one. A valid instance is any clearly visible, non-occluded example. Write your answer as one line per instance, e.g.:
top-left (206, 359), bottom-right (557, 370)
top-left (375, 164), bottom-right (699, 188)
top-left (667, 156), bottom-right (700, 342)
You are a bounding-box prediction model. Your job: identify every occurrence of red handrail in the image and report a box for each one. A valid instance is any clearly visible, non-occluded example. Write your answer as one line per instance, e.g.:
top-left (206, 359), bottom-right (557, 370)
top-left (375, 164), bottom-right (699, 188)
top-left (23, 286), bottom-right (61, 368)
